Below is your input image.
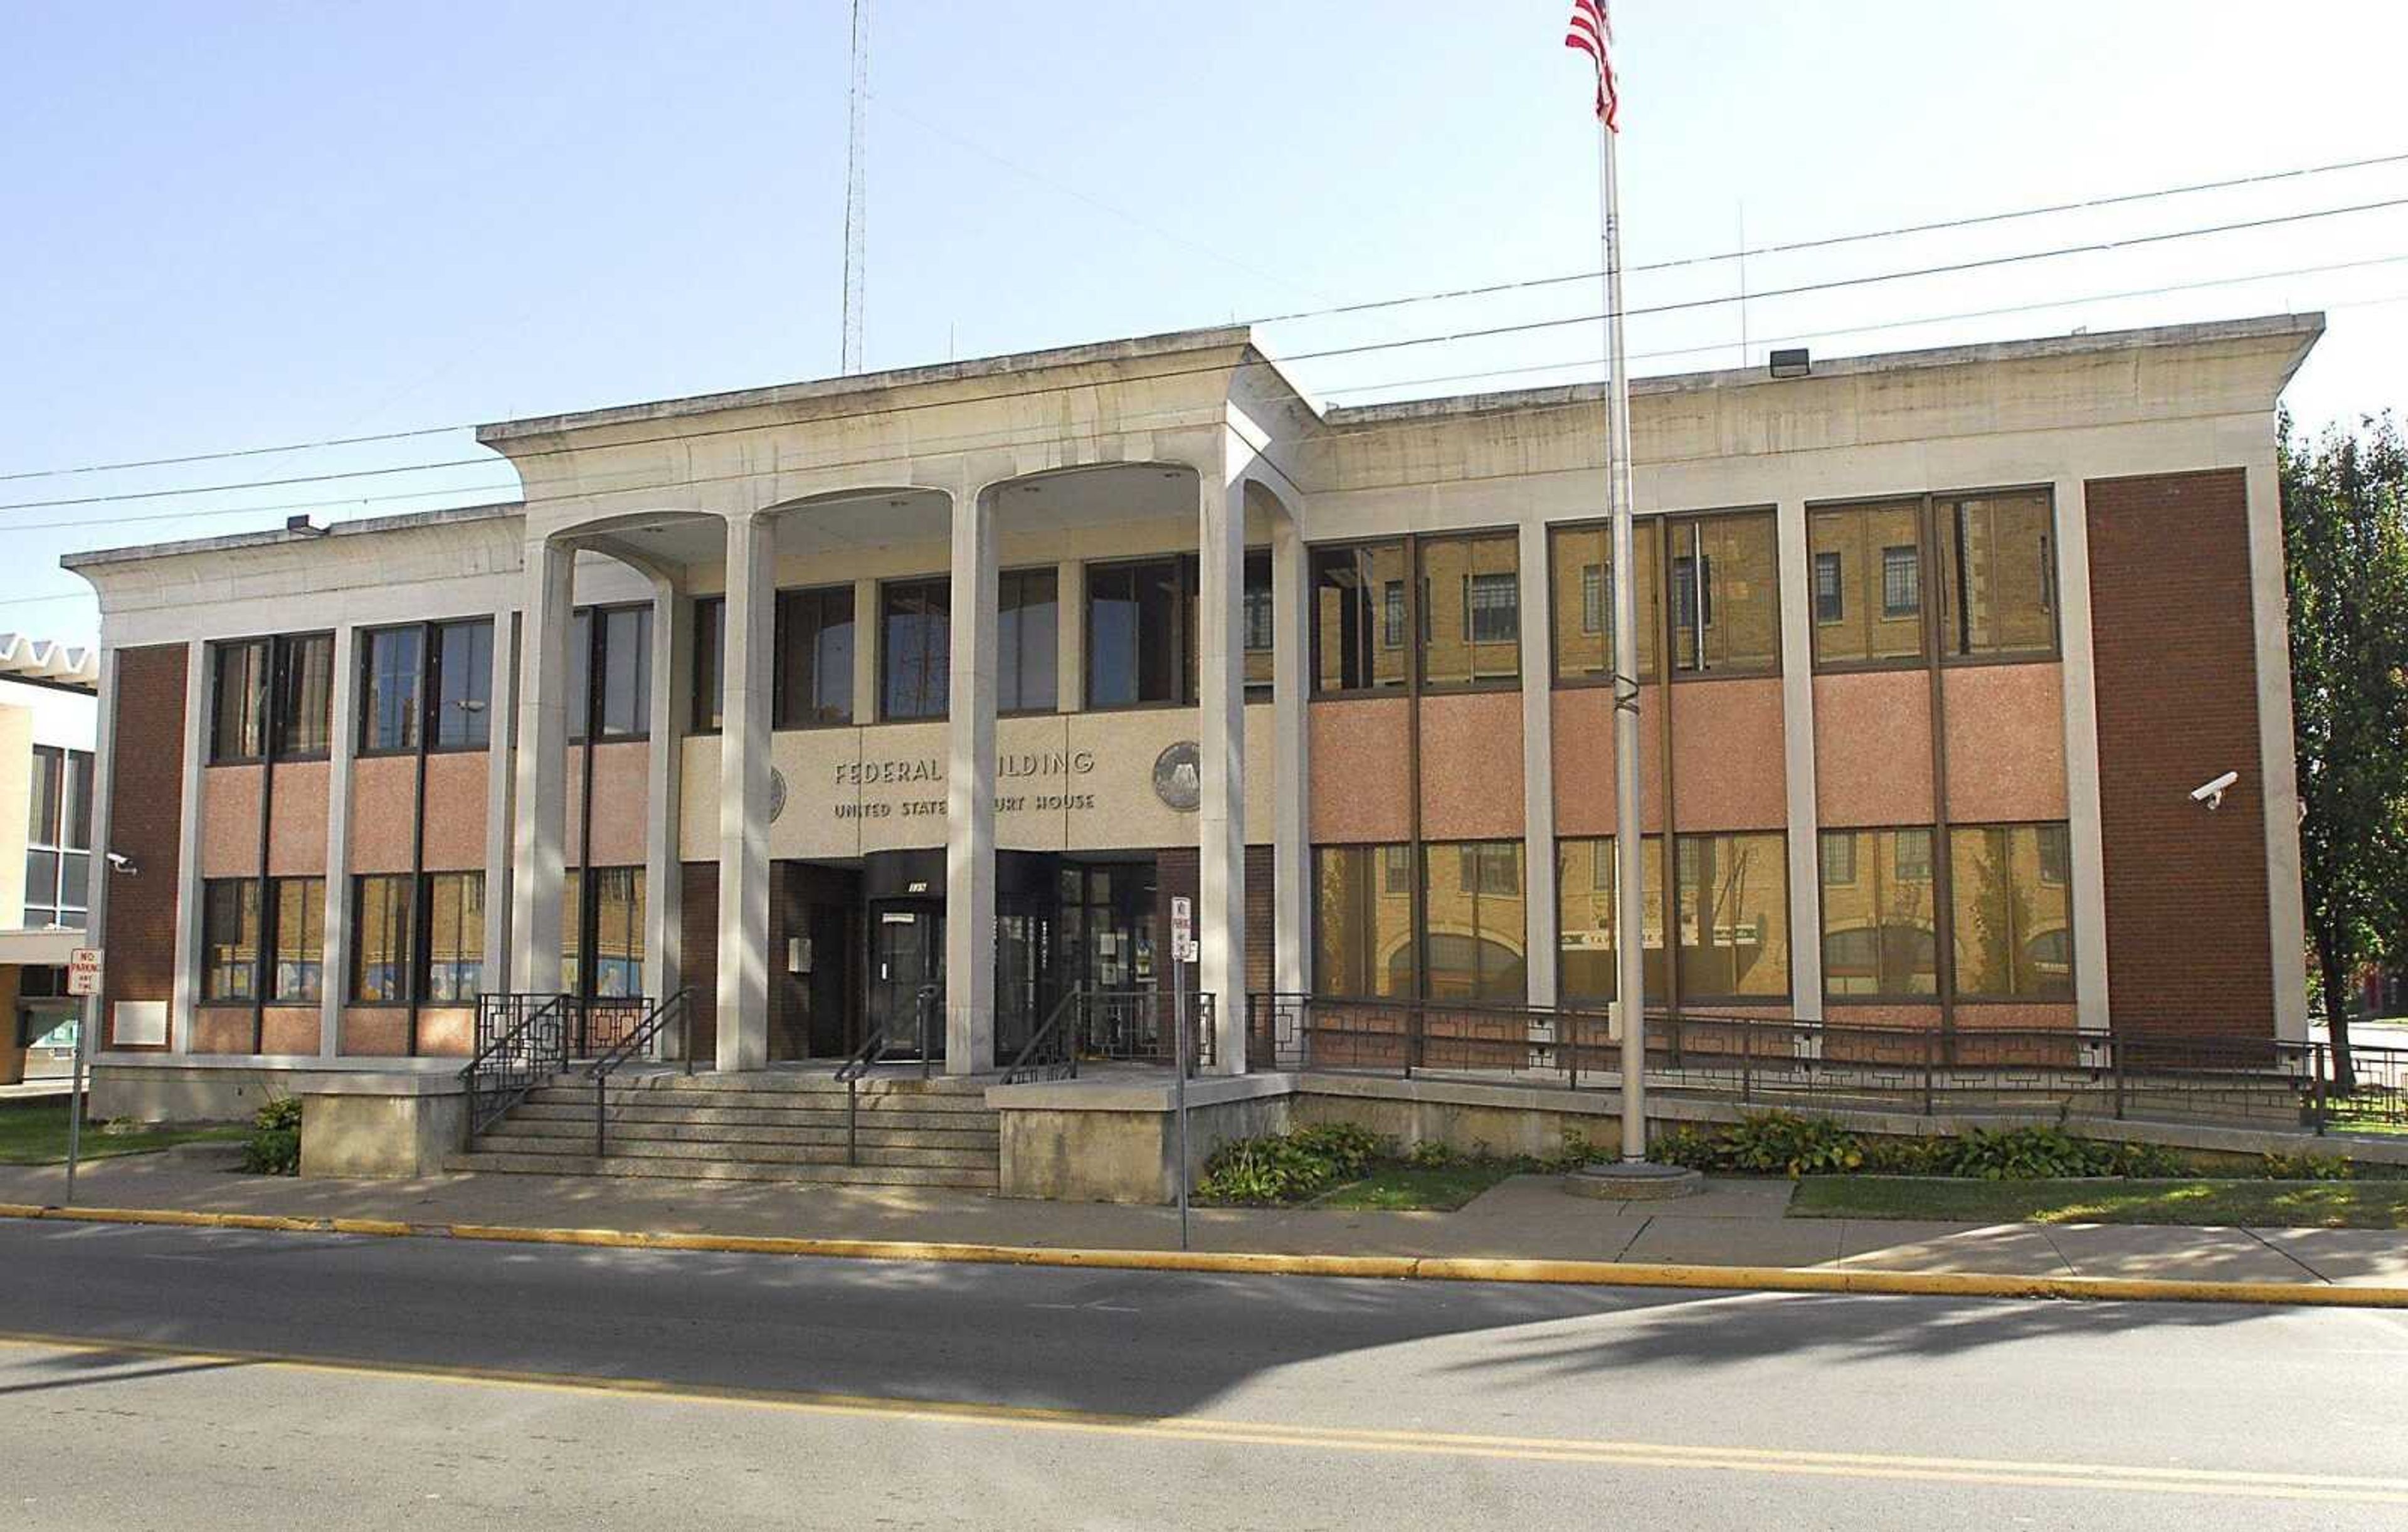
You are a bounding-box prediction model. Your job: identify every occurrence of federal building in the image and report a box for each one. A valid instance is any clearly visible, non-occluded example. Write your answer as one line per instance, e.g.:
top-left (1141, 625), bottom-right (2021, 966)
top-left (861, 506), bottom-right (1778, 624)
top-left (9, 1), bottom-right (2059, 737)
top-left (59, 313), bottom-right (2318, 1179)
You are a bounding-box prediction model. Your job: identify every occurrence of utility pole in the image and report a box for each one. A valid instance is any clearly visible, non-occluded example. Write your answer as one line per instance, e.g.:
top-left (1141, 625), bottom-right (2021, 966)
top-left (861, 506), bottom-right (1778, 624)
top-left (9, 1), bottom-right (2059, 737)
top-left (841, 0), bottom-right (869, 374)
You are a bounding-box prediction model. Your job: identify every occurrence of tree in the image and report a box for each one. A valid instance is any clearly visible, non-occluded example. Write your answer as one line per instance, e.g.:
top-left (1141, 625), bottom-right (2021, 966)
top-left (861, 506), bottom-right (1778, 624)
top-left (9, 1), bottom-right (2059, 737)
top-left (2282, 413), bottom-right (2408, 1090)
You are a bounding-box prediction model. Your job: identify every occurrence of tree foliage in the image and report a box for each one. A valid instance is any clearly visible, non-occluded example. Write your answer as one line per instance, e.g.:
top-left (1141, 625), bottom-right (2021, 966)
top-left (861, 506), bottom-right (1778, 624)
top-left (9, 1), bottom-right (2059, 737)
top-left (2283, 413), bottom-right (2408, 1084)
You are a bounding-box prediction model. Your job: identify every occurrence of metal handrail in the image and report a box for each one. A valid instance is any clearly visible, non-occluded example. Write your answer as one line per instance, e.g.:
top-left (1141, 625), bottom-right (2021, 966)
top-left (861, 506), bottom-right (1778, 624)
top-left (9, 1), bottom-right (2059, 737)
top-left (840, 986), bottom-right (939, 1165)
top-left (1003, 986), bottom-right (1083, 1084)
top-left (463, 993), bottom-right (573, 1137)
top-left (586, 988), bottom-right (694, 1157)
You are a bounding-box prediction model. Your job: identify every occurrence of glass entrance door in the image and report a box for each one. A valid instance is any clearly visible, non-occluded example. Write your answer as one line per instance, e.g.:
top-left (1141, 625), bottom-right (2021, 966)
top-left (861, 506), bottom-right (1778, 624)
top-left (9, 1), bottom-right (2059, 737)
top-left (867, 902), bottom-right (944, 1059)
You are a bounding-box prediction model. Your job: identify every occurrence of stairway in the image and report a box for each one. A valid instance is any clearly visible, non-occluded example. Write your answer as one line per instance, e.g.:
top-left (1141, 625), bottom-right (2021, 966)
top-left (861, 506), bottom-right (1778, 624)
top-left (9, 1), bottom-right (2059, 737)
top-left (446, 1070), bottom-right (1001, 1190)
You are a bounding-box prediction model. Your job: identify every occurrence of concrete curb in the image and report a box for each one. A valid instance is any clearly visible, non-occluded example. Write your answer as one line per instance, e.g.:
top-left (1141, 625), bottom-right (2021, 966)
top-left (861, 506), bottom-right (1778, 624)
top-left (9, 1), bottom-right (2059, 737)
top-left (5, 1200), bottom-right (2402, 1309)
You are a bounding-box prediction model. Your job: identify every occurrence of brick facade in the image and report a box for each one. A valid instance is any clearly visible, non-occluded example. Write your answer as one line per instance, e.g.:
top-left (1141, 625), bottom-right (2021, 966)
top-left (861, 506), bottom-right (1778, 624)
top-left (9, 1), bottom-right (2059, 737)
top-left (100, 643), bottom-right (187, 1047)
top-left (2085, 469), bottom-right (2276, 1038)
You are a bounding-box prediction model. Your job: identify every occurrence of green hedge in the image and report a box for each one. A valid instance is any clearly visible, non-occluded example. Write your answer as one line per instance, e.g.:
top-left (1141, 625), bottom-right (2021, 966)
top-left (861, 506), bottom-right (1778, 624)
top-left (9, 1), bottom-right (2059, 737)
top-left (240, 1096), bottom-right (302, 1176)
top-left (1650, 1111), bottom-right (2350, 1182)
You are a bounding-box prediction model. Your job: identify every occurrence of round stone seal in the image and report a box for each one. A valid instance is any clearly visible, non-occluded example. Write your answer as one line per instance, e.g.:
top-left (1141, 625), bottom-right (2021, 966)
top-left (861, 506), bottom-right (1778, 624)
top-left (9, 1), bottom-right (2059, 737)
top-left (1153, 741), bottom-right (1201, 812)
top-left (767, 767), bottom-right (788, 824)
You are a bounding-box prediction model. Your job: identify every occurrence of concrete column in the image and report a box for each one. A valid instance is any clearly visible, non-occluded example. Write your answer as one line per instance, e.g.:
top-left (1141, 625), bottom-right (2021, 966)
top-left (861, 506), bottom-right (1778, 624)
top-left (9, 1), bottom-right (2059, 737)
top-left (167, 638), bottom-right (208, 1054)
top-left (644, 578), bottom-right (689, 1023)
top-left (77, 644), bottom-right (118, 1062)
top-left (1270, 517), bottom-right (1311, 997)
top-left (1516, 517), bottom-right (1559, 1008)
top-left (319, 624), bottom-right (357, 1059)
top-left (944, 485), bottom-right (998, 1074)
top-left (2243, 455), bottom-right (2311, 1042)
top-left (1196, 468), bottom-right (1249, 1074)
top-left (850, 576), bottom-right (878, 724)
top-left (509, 541), bottom-right (574, 993)
top-left (1775, 498), bottom-right (1824, 1020)
top-left (2051, 476), bottom-right (2113, 1035)
top-left (1055, 557), bottom-right (1084, 713)
top-left (716, 513), bottom-right (775, 1071)
top-left (481, 607), bottom-right (517, 1001)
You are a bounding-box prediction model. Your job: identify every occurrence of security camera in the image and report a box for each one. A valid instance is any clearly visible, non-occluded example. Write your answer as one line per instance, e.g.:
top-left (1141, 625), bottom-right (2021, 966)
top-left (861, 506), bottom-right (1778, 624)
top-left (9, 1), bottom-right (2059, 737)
top-left (106, 850), bottom-right (139, 876)
top-left (2190, 771), bottom-right (2239, 811)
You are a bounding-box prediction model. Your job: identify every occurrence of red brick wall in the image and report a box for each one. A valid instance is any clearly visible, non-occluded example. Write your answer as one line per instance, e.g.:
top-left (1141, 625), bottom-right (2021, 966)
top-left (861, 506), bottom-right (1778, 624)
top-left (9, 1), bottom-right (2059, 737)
top-left (1153, 845), bottom-right (1277, 1001)
top-left (2085, 469), bottom-right (2275, 1038)
top-left (102, 644), bottom-right (188, 1047)
top-left (680, 862), bottom-right (719, 1060)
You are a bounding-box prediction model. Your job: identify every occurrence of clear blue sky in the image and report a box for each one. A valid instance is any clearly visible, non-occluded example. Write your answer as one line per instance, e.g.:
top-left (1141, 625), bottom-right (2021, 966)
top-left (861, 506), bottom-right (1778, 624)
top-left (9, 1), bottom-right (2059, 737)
top-left (6, 0), bottom-right (2405, 647)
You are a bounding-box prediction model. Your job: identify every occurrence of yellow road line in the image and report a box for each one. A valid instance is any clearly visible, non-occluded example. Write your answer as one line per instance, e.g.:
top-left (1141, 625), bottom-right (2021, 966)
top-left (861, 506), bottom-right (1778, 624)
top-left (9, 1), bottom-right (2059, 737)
top-left (4, 1199), bottom-right (2405, 1309)
top-left (0, 1328), bottom-right (2400, 1504)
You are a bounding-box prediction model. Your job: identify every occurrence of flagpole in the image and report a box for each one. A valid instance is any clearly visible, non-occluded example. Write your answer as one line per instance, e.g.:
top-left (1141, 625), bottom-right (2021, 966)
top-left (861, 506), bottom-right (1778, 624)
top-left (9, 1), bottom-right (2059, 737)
top-left (1598, 101), bottom-right (1648, 1165)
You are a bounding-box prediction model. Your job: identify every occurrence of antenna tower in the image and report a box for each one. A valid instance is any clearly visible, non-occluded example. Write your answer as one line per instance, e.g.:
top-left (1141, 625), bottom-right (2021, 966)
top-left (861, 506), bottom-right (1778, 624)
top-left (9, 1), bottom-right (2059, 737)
top-left (841, 0), bottom-right (869, 374)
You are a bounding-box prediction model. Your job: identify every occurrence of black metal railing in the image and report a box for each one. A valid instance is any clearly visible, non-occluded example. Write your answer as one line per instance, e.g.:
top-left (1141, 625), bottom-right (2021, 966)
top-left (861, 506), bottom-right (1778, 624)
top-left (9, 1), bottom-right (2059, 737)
top-left (572, 995), bottom-right (650, 1060)
top-left (586, 988), bottom-right (695, 1157)
top-left (837, 985), bottom-right (938, 1165)
top-left (465, 993), bottom-right (573, 1136)
top-left (1077, 990), bottom-right (1215, 1072)
top-left (1244, 992), bottom-right (2408, 1135)
top-left (1004, 987), bottom-right (1081, 1084)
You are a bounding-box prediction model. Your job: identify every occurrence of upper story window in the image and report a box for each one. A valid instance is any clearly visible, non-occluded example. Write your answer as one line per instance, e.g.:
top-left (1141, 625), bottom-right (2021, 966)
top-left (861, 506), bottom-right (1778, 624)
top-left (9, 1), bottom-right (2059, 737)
top-left (1087, 557), bottom-right (1195, 709)
top-left (566, 605), bottom-right (653, 742)
top-left (1311, 542), bottom-right (1409, 695)
top-left (1550, 522), bottom-right (1662, 685)
top-left (209, 640), bottom-right (268, 762)
top-left (880, 578), bottom-right (950, 721)
top-left (997, 568), bottom-right (1059, 714)
top-left (1417, 532), bottom-right (1520, 689)
top-left (1938, 491), bottom-right (2057, 660)
top-left (361, 618), bottom-right (497, 753)
top-left (1241, 549), bottom-right (1274, 700)
top-left (693, 598), bottom-right (726, 734)
top-left (210, 633), bottom-right (334, 763)
top-left (775, 585), bottom-right (855, 728)
top-left (431, 619), bottom-right (494, 748)
top-left (1667, 511), bottom-right (1779, 677)
top-left (24, 744), bottom-right (92, 929)
top-left (1810, 500), bottom-right (1926, 668)
top-left (359, 627), bottom-right (425, 753)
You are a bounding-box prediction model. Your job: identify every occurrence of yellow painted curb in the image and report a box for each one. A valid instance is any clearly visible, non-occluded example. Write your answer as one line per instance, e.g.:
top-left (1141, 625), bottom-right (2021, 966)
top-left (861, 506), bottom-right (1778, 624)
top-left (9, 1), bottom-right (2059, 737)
top-left (6, 1201), bottom-right (2404, 1309)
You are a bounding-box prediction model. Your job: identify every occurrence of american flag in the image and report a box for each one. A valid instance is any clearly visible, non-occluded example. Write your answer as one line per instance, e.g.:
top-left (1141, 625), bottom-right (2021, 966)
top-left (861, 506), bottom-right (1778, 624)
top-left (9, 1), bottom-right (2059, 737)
top-left (1565, 0), bottom-right (1619, 130)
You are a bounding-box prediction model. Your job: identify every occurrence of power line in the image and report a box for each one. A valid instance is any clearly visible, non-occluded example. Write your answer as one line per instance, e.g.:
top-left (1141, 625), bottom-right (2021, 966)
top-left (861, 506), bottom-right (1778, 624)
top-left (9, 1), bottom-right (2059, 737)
top-left (6, 144), bottom-right (2403, 489)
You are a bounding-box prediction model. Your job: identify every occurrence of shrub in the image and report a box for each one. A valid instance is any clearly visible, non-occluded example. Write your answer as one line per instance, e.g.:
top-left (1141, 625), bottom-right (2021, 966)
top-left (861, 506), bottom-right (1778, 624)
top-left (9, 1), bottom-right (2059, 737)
top-left (1196, 1123), bottom-right (1390, 1205)
top-left (1649, 1124), bottom-right (1721, 1170)
top-left (1717, 1112), bottom-right (1864, 1178)
top-left (1857, 1135), bottom-right (1949, 1175)
top-left (241, 1096), bottom-right (302, 1176)
top-left (1405, 1139), bottom-right (1461, 1170)
top-left (2261, 1150), bottom-right (2353, 1181)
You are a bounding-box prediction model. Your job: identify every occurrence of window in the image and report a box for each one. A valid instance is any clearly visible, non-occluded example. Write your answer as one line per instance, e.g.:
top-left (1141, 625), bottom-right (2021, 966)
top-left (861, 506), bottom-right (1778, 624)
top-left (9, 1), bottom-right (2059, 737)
top-left (1554, 835), bottom-right (1669, 1004)
top-left (1086, 558), bottom-right (1193, 709)
top-left (1242, 549), bottom-right (1274, 701)
top-left (273, 633), bottom-right (334, 756)
top-left (352, 875), bottom-right (415, 1004)
top-left (592, 606), bottom-right (653, 739)
top-left (201, 879), bottom-right (261, 1003)
top-left (23, 745), bottom-right (92, 929)
top-left (209, 639), bottom-right (268, 762)
top-left (423, 872), bottom-right (485, 1003)
top-left (563, 867), bottom-right (646, 998)
top-left (1675, 832), bottom-right (1790, 999)
top-left (996, 568), bottom-right (1058, 714)
top-left (775, 586), bottom-right (856, 727)
top-left (1550, 524), bottom-right (1661, 684)
top-left (880, 578), bottom-right (951, 721)
top-left (1669, 513), bottom-right (1778, 675)
top-left (268, 877), bottom-right (325, 1004)
top-left (1381, 844), bottom-right (1413, 895)
top-left (1313, 844), bottom-right (1415, 998)
top-left (1809, 502), bottom-right (1925, 667)
top-left (359, 627), bottom-right (425, 753)
top-left (1418, 533), bottom-right (1520, 687)
top-left (1938, 491), bottom-right (2056, 660)
top-left (693, 596), bottom-right (726, 733)
top-left (1422, 842), bottom-right (1527, 1002)
top-left (1949, 823), bottom-right (2074, 1000)
top-left (1819, 829), bottom-right (1938, 998)
top-left (431, 620), bottom-right (494, 748)
top-left (1311, 543), bottom-right (1410, 695)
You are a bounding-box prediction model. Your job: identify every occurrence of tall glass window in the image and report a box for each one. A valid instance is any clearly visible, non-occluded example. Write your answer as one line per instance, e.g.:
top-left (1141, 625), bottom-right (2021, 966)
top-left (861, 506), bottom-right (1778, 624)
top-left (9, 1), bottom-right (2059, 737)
top-left (880, 578), bottom-right (950, 721)
top-left (1809, 501), bottom-right (1926, 667)
top-left (359, 627), bottom-right (425, 753)
top-left (209, 639), bottom-right (268, 762)
top-left (564, 867), bottom-right (646, 998)
top-left (423, 872), bottom-right (486, 1002)
top-left (268, 877), bottom-right (325, 1004)
top-left (23, 745), bottom-right (92, 929)
top-left (1242, 549), bottom-right (1274, 700)
top-left (693, 596), bottom-right (726, 732)
top-left (594, 606), bottom-right (652, 738)
top-left (1554, 835), bottom-right (1670, 1003)
top-left (1949, 823), bottom-right (2074, 999)
top-left (1420, 841), bottom-right (1527, 1002)
top-left (1938, 492), bottom-right (2056, 660)
top-left (774, 586), bottom-right (856, 727)
top-left (1417, 534), bottom-right (1520, 688)
top-left (1674, 832), bottom-right (1790, 999)
top-left (352, 875), bottom-right (415, 1004)
top-left (1310, 542), bottom-right (1410, 695)
top-left (1819, 828), bottom-right (1938, 998)
top-left (1550, 523), bottom-right (1661, 685)
top-left (1085, 557), bottom-right (1193, 709)
top-left (201, 879), bottom-right (261, 1003)
top-left (1669, 513), bottom-right (1780, 676)
top-left (1312, 843), bottom-right (1415, 998)
top-left (273, 633), bottom-right (334, 756)
top-left (431, 619), bottom-right (494, 748)
top-left (997, 568), bottom-right (1059, 713)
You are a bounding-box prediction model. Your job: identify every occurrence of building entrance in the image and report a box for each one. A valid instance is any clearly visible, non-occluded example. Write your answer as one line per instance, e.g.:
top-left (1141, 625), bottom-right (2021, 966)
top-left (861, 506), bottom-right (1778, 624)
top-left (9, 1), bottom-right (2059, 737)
top-left (866, 900), bottom-right (944, 1059)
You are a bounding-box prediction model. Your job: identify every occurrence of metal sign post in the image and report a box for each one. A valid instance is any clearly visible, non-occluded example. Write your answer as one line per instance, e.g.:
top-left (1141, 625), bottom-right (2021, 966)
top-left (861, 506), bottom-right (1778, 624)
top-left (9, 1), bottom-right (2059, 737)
top-left (1170, 896), bottom-right (1194, 1252)
top-left (63, 947), bottom-right (102, 1205)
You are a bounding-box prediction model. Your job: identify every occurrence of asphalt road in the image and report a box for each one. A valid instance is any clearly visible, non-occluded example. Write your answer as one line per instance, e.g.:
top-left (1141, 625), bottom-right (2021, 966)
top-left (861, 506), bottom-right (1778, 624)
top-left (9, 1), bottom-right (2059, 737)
top-left (4, 1220), bottom-right (2406, 1530)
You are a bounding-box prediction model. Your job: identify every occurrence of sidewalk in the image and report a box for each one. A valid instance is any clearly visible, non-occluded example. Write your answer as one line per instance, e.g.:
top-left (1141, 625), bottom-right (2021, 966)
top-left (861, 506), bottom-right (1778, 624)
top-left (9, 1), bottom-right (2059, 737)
top-left (4, 1153), bottom-right (2404, 1293)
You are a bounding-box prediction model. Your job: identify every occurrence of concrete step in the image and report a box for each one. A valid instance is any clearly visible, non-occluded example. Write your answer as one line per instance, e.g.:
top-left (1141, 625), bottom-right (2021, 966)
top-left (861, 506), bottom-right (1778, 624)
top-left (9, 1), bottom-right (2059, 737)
top-left (443, 1149), bottom-right (997, 1189)
top-left (492, 1116), bottom-right (998, 1151)
top-left (472, 1131), bottom-right (998, 1171)
top-left (507, 1101), bottom-right (996, 1134)
top-left (525, 1085), bottom-right (997, 1115)
top-left (552, 1072), bottom-right (990, 1099)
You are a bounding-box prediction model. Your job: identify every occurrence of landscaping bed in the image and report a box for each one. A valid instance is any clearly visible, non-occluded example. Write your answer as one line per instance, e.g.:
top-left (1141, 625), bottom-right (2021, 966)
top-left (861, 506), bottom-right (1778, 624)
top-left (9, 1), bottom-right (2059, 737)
top-left (1788, 1176), bottom-right (2408, 1229)
top-left (1195, 1124), bottom-right (1591, 1212)
top-left (0, 1102), bottom-right (246, 1166)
